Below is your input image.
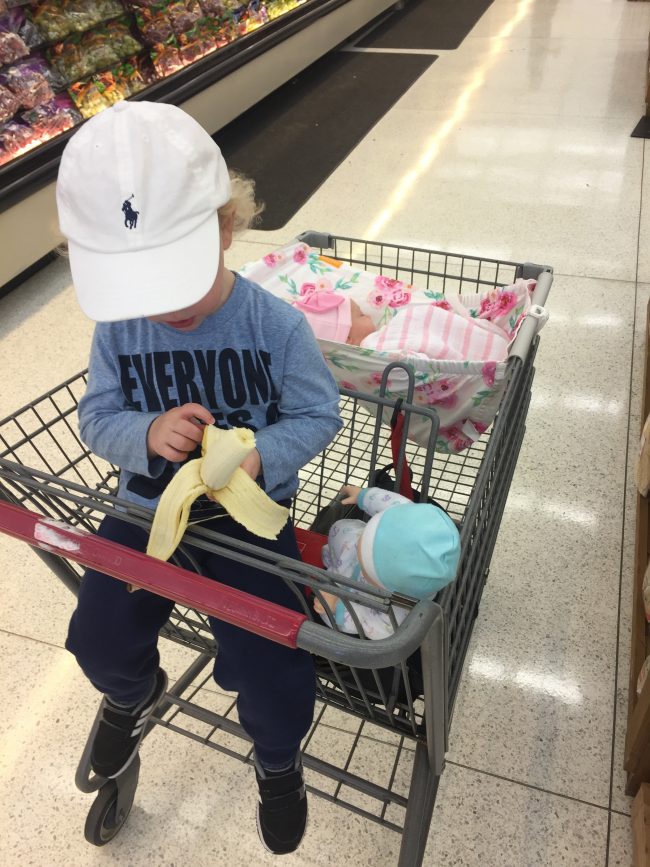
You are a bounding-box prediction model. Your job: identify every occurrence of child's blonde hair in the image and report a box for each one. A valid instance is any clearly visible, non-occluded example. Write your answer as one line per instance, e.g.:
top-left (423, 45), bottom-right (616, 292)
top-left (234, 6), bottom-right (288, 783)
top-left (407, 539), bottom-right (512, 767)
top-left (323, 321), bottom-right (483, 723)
top-left (218, 169), bottom-right (264, 233)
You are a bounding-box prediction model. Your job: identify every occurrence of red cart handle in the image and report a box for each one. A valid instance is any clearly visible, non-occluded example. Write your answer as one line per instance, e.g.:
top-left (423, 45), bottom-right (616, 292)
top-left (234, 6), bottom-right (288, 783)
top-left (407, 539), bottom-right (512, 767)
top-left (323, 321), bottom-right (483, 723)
top-left (0, 501), bottom-right (307, 648)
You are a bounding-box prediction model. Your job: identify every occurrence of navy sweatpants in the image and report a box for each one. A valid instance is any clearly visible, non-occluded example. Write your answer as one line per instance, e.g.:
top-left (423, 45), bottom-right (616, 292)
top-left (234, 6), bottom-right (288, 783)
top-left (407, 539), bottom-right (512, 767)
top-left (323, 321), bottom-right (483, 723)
top-left (65, 512), bottom-right (315, 766)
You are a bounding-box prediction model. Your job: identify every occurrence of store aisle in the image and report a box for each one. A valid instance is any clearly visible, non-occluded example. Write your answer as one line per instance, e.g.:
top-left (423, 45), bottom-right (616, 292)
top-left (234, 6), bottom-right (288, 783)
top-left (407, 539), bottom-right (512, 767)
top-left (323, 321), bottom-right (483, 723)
top-left (1, 0), bottom-right (648, 864)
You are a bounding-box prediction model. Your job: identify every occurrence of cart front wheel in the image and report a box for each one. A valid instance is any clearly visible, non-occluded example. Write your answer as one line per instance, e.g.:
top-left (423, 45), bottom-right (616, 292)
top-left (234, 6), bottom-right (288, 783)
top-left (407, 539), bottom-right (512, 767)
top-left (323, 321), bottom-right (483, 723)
top-left (84, 779), bottom-right (130, 846)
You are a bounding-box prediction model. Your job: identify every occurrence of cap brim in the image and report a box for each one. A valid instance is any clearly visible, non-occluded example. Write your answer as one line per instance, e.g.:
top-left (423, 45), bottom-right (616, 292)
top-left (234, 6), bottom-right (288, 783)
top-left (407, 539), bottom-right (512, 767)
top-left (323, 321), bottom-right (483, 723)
top-left (68, 212), bottom-right (221, 322)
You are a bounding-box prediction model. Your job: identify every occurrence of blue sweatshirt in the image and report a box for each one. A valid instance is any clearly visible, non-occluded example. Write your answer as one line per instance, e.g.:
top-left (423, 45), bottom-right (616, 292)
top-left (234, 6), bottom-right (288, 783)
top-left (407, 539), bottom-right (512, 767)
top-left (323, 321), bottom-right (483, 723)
top-left (78, 273), bottom-right (342, 510)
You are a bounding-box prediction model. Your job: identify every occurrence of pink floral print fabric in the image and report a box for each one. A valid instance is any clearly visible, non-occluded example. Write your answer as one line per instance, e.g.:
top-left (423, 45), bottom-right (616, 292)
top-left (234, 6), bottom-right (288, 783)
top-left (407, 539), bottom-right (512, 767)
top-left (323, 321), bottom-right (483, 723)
top-left (241, 242), bottom-right (540, 453)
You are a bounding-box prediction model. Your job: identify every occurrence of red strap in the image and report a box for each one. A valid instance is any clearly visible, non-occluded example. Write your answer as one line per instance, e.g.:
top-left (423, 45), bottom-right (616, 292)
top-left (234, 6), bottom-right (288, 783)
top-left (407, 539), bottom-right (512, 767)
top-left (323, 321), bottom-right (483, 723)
top-left (390, 407), bottom-right (414, 501)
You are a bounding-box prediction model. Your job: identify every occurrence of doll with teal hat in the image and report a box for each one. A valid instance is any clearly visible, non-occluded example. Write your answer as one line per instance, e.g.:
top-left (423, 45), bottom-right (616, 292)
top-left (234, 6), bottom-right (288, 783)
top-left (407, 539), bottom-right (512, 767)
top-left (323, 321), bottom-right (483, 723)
top-left (314, 484), bottom-right (461, 640)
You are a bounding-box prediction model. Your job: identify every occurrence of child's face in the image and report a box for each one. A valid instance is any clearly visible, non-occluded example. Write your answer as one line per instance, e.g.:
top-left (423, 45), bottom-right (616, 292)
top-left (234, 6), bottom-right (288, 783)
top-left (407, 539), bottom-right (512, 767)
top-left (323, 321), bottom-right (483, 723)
top-left (147, 215), bottom-right (234, 332)
top-left (346, 300), bottom-right (375, 346)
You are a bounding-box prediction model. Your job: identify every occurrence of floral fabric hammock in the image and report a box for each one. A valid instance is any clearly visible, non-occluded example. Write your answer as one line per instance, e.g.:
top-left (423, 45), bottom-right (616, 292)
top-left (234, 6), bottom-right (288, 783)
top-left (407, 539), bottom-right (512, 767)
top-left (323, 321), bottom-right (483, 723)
top-left (240, 241), bottom-right (541, 454)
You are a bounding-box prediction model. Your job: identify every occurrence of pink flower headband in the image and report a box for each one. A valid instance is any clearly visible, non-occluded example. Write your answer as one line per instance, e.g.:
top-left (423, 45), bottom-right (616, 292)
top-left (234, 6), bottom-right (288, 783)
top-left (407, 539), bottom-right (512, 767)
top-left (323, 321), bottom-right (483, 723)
top-left (293, 289), bottom-right (352, 343)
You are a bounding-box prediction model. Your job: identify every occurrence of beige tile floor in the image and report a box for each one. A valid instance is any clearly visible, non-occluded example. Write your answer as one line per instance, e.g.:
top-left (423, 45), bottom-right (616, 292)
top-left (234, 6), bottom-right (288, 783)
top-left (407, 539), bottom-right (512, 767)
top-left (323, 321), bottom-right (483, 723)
top-left (1, 0), bottom-right (648, 863)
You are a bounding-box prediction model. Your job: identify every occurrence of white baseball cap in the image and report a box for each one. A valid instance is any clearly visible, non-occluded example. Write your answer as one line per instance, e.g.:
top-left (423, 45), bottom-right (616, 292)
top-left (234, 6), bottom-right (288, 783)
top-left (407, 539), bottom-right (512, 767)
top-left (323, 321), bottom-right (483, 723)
top-left (56, 100), bottom-right (232, 322)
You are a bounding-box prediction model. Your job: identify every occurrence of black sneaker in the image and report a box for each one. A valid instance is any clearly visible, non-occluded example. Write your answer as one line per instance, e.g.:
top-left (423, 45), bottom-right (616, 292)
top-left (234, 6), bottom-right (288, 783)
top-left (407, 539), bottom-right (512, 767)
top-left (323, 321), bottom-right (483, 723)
top-left (90, 668), bottom-right (168, 779)
top-left (255, 754), bottom-right (308, 855)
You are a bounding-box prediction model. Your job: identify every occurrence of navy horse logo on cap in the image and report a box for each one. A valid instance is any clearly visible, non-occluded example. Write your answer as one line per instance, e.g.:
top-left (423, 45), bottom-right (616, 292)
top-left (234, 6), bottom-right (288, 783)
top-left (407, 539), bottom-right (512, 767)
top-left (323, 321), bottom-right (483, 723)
top-left (122, 195), bottom-right (139, 229)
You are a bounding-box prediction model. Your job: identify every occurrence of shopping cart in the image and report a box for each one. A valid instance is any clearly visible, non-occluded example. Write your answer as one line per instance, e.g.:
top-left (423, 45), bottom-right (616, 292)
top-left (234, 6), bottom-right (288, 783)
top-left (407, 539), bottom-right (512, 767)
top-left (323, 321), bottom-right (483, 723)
top-left (0, 233), bottom-right (552, 866)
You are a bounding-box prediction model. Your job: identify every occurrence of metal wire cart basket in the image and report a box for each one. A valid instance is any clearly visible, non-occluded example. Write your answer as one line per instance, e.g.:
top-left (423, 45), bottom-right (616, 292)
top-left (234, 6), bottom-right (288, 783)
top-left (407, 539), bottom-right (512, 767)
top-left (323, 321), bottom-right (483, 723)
top-left (0, 233), bottom-right (552, 866)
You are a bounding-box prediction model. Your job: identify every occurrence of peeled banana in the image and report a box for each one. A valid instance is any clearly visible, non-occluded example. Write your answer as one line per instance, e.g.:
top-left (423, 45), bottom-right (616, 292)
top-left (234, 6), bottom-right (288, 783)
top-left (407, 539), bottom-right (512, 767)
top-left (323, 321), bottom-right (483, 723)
top-left (147, 425), bottom-right (289, 561)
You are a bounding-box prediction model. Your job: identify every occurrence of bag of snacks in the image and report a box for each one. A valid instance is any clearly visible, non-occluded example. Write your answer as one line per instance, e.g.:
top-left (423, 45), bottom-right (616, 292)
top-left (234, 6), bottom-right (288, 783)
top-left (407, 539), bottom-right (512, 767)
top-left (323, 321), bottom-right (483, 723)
top-left (31, 0), bottom-right (123, 41)
top-left (48, 35), bottom-right (87, 82)
top-left (200, 11), bottom-right (233, 46)
top-left (114, 54), bottom-right (150, 95)
top-left (69, 53), bottom-right (154, 117)
top-left (0, 12), bottom-right (30, 66)
top-left (30, 0), bottom-right (72, 41)
top-left (81, 26), bottom-right (121, 71)
top-left (50, 19), bottom-right (141, 82)
top-left (69, 0), bottom-right (124, 32)
top-left (0, 56), bottom-right (62, 108)
top-left (198, 0), bottom-right (224, 16)
top-left (150, 35), bottom-right (182, 77)
top-left (95, 0), bottom-right (124, 19)
top-left (0, 7), bottom-right (42, 46)
top-left (68, 76), bottom-right (110, 117)
top-left (60, 0), bottom-right (100, 34)
top-left (196, 17), bottom-right (221, 52)
top-left (104, 16), bottom-right (142, 57)
top-left (21, 90), bottom-right (81, 138)
top-left (244, 0), bottom-right (267, 33)
top-left (0, 117), bottom-right (34, 156)
top-left (177, 21), bottom-right (210, 65)
top-left (167, 0), bottom-right (201, 34)
top-left (96, 68), bottom-right (130, 104)
top-left (0, 81), bottom-right (19, 122)
top-left (134, 4), bottom-right (173, 44)
top-left (13, 7), bottom-right (45, 49)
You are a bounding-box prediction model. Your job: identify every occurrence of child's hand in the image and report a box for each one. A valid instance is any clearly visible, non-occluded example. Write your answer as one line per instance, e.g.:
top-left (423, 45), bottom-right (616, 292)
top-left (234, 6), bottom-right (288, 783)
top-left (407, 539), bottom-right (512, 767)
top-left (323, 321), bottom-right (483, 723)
top-left (206, 447), bottom-right (262, 503)
top-left (341, 484), bottom-right (362, 505)
top-left (147, 404), bottom-right (214, 462)
top-left (240, 448), bottom-right (261, 480)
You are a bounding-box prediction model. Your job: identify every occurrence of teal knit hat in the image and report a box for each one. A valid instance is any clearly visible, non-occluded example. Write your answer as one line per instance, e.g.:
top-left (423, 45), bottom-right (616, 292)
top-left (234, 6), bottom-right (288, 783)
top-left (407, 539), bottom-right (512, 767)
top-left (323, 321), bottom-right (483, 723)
top-left (359, 503), bottom-right (460, 598)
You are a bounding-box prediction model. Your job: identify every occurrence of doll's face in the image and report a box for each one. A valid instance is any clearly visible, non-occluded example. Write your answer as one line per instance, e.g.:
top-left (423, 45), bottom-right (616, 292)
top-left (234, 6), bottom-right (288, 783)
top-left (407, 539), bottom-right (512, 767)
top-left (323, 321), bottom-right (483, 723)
top-left (346, 301), bottom-right (376, 346)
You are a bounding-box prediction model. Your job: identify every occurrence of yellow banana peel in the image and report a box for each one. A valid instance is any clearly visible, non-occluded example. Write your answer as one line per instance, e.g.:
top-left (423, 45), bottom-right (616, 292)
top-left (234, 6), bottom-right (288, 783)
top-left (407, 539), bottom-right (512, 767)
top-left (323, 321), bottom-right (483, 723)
top-left (147, 425), bottom-right (289, 561)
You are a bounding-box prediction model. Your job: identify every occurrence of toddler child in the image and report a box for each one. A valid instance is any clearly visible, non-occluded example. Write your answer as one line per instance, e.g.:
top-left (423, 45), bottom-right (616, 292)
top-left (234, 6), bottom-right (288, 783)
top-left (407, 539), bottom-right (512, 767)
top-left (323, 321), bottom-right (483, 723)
top-left (314, 484), bottom-right (460, 640)
top-left (56, 100), bottom-right (342, 855)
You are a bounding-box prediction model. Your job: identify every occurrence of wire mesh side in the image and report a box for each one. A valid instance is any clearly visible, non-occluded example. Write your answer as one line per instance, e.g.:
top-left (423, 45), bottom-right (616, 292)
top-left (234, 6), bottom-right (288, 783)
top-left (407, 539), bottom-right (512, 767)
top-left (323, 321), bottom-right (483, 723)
top-left (0, 371), bottom-right (115, 497)
top-left (318, 235), bottom-right (523, 298)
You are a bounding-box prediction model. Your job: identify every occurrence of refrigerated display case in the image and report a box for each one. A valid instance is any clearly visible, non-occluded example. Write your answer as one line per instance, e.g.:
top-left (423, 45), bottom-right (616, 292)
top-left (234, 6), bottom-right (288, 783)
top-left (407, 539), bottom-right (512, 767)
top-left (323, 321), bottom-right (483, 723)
top-left (0, 0), bottom-right (396, 286)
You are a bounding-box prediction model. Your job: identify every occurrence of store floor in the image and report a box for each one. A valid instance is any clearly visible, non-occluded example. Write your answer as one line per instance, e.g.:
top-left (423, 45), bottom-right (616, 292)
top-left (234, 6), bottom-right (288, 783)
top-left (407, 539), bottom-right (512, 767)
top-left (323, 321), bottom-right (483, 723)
top-left (0, 0), bottom-right (647, 864)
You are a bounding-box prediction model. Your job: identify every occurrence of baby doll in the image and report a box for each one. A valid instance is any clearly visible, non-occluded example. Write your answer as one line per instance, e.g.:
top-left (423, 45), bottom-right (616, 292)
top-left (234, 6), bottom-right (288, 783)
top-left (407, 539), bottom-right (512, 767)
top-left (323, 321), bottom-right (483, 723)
top-left (292, 290), bottom-right (375, 345)
top-left (293, 289), bottom-right (509, 361)
top-left (314, 484), bottom-right (461, 640)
